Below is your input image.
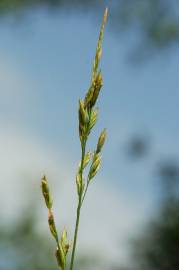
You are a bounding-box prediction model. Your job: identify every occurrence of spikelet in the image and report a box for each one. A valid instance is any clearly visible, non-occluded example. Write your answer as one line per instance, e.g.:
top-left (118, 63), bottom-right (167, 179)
top-left (78, 151), bottom-right (92, 170)
top-left (55, 246), bottom-right (66, 270)
top-left (89, 108), bottom-right (98, 131)
top-left (61, 228), bottom-right (70, 256)
top-left (55, 228), bottom-right (70, 270)
top-left (48, 210), bottom-right (58, 242)
top-left (90, 71), bottom-right (103, 107)
top-left (92, 7), bottom-right (108, 80)
top-left (96, 128), bottom-right (107, 153)
top-left (41, 175), bottom-right (53, 209)
top-left (76, 173), bottom-right (85, 196)
top-left (88, 153), bottom-right (101, 181)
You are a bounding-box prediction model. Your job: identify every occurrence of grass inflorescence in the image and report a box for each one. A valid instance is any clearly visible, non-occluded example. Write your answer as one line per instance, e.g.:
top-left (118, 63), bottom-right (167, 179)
top-left (41, 8), bottom-right (108, 270)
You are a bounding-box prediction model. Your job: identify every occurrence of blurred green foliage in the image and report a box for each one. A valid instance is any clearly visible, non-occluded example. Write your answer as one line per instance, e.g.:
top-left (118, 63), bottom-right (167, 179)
top-left (126, 198), bottom-right (179, 270)
top-left (123, 139), bottom-right (179, 270)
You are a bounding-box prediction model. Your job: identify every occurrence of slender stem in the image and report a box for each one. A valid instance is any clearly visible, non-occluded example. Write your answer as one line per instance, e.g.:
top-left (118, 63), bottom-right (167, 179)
top-left (69, 196), bottom-right (81, 270)
top-left (69, 142), bottom-right (86, 270)
top-left (81, 181), bottom-right (89, 205)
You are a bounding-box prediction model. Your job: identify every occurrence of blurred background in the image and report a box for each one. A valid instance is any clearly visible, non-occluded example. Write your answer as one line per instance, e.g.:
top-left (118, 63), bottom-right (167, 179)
top-left (0, 0), bottom-right (179, 269)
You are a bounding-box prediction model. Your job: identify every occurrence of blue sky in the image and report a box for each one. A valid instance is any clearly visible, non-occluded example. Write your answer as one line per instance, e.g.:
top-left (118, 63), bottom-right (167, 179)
top-left (0, 7), bottom-right (179, 264)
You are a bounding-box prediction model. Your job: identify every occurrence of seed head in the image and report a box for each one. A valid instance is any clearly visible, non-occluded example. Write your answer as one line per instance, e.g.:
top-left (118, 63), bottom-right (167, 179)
top-left (41, 175), bottom-right (53, 209)
top-left (89, 153), bottom-right (101, 180)
top-left (61, 228), bottom-right (70, 255)
top-left (96, 128), bottom-right (107, 153)
top-left (55, 246), bottom-right (66, 270)
top-left (48, 210), bottom-right (58, 242)
top-left (89, 108), bottom-right (98, 131)
top-left (90, 71), bottom-right (103, 107)
top-left (84, 84), bottom-right (95, 109)
top-left (79, 151), bottom-right (92, 170)
top-left (76, 173), bottom-right (85, 196)
top-left (79, 99), bottom-right (88, 124)
top-left (92, 7), bottom-right (108, 80)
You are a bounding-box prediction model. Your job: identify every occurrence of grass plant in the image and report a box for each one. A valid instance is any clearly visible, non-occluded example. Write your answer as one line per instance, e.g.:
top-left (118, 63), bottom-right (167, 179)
top-left (41, 8), bottom-right (108, 270)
